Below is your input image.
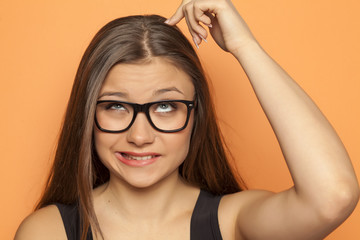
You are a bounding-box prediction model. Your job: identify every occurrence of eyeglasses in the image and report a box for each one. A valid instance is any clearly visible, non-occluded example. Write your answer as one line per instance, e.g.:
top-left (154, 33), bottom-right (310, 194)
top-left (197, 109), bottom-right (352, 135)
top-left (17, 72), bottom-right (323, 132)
top-left (95, 100), bottom-right (195, 133)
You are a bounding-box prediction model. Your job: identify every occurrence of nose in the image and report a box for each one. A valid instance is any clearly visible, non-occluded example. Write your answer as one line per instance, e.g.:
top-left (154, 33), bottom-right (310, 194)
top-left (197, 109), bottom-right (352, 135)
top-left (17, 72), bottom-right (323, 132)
top-left (126, 113), bottom-right (155, 146)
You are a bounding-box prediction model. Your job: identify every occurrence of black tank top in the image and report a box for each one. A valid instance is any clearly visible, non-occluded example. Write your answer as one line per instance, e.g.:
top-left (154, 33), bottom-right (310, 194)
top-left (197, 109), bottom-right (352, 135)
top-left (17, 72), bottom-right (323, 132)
top-left (55, 190), bottom-right (223, 240)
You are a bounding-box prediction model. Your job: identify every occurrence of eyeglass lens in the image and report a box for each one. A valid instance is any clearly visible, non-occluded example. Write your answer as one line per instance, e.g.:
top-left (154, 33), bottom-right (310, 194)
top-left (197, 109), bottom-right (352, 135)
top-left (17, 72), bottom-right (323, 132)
top-left (96, 101), bottom-right (191, 132)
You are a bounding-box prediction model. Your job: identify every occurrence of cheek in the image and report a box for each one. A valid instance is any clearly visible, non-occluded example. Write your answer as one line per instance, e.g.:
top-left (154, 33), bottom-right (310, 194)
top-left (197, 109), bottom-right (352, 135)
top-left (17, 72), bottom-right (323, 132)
top-left (94, 129), bottom-right (120, 160)
top-left (93, 112), bottom-right (194, 163)
top-left (165, 114), bottom-right (194, 160)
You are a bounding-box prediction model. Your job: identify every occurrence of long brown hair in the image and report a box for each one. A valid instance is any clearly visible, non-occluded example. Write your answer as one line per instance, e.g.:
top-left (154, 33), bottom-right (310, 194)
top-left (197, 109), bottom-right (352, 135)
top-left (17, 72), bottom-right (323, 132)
top-left (36, 14), bottom-right (246, 239)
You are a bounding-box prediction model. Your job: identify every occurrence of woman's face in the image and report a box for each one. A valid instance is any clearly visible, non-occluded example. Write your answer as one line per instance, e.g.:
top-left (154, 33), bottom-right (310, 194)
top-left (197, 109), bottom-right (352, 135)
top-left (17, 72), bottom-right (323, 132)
top-left (94, 57), bottom-right (195, 189)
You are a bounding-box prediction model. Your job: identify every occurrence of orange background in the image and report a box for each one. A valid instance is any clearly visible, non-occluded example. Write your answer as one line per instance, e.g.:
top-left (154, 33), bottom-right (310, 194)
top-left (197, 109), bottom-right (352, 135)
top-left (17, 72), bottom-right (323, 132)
top-left (1, 0), bottom-right (359, 239)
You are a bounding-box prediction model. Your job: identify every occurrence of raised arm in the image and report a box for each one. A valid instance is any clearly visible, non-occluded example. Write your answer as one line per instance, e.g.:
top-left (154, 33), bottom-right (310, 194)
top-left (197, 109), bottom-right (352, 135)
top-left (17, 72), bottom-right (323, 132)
top-left (166, 0), bottom-right (359, 239)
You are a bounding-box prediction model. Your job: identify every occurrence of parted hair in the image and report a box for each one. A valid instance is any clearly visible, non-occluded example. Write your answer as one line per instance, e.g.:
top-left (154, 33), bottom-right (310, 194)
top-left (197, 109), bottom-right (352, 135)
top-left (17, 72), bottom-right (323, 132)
top-left (35, 14), bottom-right (245, 240)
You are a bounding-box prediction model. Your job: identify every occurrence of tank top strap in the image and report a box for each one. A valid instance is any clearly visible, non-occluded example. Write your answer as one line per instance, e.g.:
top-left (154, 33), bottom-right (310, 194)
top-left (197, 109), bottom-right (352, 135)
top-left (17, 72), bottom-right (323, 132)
top-left (190, 190), bottom-right (223, 240)
top-left (54, 202), bottom-right (93, 240)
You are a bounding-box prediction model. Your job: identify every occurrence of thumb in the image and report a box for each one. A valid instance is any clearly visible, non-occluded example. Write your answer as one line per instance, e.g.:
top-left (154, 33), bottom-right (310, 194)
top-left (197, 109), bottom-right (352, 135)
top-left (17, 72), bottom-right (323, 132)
top-left (165, 5), bottom-right (184, 25)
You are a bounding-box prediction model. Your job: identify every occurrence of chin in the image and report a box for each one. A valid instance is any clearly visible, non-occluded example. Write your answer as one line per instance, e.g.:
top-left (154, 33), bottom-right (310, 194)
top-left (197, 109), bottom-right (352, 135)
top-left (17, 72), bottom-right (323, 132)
top-left (124, 178), bottom-right (159, 190)
top-left (113, 168), bottom-right (180, 191)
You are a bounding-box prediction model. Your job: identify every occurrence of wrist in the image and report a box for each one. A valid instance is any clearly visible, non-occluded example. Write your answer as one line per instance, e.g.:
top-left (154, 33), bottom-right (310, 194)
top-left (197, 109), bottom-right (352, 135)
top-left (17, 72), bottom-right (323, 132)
top-left (231, 39), bottom-right (262, 62)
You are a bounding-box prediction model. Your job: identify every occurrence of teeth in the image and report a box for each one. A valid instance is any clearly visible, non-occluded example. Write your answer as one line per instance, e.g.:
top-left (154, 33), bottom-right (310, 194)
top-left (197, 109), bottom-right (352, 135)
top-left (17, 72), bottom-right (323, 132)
top-left (122, 153), bottom-right (155, 161)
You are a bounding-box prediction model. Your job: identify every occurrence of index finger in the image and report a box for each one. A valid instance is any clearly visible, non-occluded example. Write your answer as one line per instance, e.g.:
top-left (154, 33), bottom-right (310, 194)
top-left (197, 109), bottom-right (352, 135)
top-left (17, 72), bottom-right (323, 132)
top-left (165, 0), bottom-right (192, 25)
top-left (165, 5), bottom-right (184, 25)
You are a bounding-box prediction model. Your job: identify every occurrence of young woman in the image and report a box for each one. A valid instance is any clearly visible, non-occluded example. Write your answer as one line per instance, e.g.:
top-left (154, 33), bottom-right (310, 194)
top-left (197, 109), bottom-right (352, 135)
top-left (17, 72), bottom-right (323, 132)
top-left (15, 0), bottom-right (359, 239)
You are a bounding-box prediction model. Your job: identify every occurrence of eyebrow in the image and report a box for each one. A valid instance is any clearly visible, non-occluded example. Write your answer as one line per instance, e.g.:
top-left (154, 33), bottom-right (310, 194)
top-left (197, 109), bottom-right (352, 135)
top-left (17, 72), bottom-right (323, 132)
top-left (98, 91), bottom-right (128, 99)
top-left (98, 87), bottom-right (184, 99)
top-left (153, 87), bottom-right (184, 96)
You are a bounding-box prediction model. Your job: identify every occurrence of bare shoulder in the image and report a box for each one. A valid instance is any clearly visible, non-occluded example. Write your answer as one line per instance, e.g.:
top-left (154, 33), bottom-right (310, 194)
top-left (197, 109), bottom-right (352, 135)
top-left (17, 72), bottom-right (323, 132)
top-left (218, 189), bottom-right (274, 240)
top-left (14, 204), bottom-right (67, 240)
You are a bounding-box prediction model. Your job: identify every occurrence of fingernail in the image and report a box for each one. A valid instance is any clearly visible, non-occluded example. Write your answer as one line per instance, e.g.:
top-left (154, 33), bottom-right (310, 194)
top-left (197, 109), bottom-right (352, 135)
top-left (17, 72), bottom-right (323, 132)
top-left (199, 35), bottom-right (207, 43)
top-left (193, 37), bottom-right (199, 49)
top-left (164, 19), bottom-right (170, 24)
top-left (208, 24), bottom-right (213, 28)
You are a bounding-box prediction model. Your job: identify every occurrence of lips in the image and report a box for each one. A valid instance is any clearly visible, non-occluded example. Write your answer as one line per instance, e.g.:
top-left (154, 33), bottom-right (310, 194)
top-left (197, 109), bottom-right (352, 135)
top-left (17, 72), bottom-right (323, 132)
top-left (115, 151), bottom-right (160, 167)
top-left (121, 152), bottom-right (157, 161)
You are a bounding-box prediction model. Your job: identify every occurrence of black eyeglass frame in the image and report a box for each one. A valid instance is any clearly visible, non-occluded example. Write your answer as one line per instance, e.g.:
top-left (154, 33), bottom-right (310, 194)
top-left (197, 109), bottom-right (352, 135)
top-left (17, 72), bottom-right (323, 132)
top-left (95, 99), bottom-right (195, 133)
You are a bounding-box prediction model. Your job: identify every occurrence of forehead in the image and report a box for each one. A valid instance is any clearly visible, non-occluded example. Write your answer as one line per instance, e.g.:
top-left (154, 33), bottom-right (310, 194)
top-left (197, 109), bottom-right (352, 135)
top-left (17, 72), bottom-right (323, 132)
top-left (100, 57), bottom-right (194, 102)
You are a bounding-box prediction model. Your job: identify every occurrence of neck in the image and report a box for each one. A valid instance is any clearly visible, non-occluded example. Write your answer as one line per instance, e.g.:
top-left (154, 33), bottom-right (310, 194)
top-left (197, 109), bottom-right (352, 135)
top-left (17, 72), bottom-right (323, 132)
top-left (94, 171), bottom-right (198, 223)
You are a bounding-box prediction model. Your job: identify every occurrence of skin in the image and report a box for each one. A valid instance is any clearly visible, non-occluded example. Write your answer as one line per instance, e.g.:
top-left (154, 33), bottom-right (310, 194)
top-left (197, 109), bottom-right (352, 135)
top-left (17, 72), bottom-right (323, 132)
top-left (15, 0), bottom-right (359, 239)
top-left (94, 58), bottom-right (195, 190)
top-left (92, 58), bottom-right (199, 240)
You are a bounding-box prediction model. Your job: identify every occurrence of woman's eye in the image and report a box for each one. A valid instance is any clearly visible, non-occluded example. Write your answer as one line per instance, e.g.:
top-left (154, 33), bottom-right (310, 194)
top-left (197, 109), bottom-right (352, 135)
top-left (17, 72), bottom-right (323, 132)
top-left (106, 103), bottom-right (126, 111)
top-left (154, 102), bottom-right (178, 113)
top-left (155, 103), bottom-right (176, 113)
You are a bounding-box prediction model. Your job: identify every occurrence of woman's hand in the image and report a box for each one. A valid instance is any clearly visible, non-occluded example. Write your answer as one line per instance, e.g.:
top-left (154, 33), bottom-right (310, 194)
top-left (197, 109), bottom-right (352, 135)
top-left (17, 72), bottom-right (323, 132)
top-left (170, 1), bottom-right (359, 239)
top-left (166, 0), bottom-right (257, 56)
